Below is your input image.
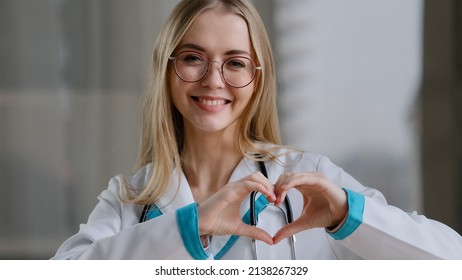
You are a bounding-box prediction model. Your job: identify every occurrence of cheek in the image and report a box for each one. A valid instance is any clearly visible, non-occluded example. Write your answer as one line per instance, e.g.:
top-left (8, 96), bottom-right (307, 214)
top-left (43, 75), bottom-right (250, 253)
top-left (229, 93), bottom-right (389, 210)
top-left (239, 84), bottom-right (256, 106)
top-left (239, 86), bottom-right (258, 117)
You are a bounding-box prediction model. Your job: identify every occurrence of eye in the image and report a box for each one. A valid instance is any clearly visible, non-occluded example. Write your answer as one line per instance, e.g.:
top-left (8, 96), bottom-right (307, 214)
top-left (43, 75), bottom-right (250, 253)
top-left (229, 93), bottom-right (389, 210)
top-left (179, 52), bottom-right (205, 65)
top-left (226, 58), bottom-right (247, 69)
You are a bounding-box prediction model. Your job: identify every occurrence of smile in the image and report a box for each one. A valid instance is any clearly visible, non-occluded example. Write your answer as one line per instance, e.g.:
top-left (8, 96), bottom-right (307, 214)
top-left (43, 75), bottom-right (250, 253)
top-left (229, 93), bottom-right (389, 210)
top-left (192, 96), bottom-right (231, 106)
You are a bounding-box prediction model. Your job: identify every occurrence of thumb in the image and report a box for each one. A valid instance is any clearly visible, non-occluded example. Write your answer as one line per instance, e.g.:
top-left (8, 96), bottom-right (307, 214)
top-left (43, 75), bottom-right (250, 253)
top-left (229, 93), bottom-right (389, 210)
top-left (236, 224), bottom-right (274, 246)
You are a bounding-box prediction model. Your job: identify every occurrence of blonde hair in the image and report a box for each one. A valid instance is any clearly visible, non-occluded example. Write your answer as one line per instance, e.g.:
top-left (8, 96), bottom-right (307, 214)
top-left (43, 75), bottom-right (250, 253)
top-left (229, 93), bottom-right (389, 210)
top-left (122, 0), bottom-right (282, 205)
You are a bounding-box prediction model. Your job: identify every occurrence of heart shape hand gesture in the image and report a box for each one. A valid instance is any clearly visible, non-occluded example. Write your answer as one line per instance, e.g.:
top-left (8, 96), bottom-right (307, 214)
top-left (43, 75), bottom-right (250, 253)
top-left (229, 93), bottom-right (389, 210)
top-left (197, 171), bottom-right (348, 245)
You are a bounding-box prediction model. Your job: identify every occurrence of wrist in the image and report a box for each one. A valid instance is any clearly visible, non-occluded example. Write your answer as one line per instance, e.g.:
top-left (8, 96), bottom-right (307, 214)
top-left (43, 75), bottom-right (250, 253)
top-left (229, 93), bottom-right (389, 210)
top-left (332, 188), bottom-right (348, 226)
top-left (327, 188), bottom-right (365, 240)
top-left (326, 210), bottom-right (348, 232)
top-left (197, 203), bottom-right (209, 236)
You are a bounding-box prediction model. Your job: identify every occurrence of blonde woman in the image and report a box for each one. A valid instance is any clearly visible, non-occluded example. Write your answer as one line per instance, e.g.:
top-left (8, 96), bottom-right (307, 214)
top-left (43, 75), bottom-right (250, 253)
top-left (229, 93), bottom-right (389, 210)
top-left (52, 0), bottom-right (462, 259)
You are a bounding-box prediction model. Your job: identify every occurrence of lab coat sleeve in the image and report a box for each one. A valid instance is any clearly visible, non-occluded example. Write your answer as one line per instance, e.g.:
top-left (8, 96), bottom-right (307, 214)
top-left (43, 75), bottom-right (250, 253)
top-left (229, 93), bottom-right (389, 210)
top-left (51, 177), bottom-right (212, 260)
top-left (316, 155), bottom-right (462, 259)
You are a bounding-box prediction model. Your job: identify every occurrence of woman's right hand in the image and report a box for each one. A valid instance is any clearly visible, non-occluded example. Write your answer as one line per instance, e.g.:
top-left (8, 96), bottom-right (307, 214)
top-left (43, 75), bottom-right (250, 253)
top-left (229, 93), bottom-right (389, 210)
top-left (197, 172), bottom-right (276, 245)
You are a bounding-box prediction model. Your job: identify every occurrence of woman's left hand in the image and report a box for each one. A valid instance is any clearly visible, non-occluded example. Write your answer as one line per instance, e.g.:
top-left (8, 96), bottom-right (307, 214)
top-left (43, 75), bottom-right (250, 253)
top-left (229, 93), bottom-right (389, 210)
top-left (272, 172), bottom-right (348, 244)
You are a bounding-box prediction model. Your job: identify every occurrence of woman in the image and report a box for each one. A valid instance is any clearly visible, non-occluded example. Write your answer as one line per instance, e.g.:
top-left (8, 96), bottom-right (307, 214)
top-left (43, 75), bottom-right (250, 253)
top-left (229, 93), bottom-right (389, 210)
top-left (52, 0), bottom-right (462, 259)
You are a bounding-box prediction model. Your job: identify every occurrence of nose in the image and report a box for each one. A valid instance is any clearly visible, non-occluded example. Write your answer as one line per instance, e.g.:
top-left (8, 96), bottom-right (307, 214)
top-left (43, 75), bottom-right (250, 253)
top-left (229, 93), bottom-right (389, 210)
top-left (200, 61), bottom-right (226, 89)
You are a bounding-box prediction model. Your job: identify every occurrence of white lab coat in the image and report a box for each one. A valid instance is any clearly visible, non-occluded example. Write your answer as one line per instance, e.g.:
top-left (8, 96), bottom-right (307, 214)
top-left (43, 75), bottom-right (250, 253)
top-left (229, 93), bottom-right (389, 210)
top-left (52, 150), bottom-right (462, 259)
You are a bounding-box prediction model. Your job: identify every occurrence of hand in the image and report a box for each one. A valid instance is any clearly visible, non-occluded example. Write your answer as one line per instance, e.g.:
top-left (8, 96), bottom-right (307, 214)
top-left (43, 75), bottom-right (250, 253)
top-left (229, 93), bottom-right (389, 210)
top-left (197, 172), bottom-right (276, 245)
top-left (272, 172), bottom-right (348, 244)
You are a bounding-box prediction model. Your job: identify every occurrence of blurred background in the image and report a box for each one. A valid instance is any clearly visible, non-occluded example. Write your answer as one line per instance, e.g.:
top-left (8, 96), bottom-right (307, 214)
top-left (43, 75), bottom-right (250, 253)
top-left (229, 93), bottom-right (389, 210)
top-left (0, 0), bottom-right (461, 259)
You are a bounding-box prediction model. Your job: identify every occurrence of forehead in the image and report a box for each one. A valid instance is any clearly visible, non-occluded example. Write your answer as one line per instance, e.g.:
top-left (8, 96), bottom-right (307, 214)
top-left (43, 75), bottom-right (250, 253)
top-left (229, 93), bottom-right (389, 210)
top-left (178, 9), bottom-right (252, 55)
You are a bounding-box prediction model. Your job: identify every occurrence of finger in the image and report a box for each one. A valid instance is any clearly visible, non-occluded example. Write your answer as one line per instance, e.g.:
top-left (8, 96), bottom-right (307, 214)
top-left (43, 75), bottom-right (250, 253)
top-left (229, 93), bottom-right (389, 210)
top-left (272, 219), bottom-right (309, 245)
top-left (288, 173), bottom-right (326, 189)
top-left (274, 173), bottom-right (294, 205)
top-left (274, 190), bottom-right (287, 207)
top-left (244, 174), bottom-right (276, 202)
top-left (236, 224), bottom-right (274, 245)
top-left (276, 173), bottom-right (328, 196)
top-left (274, 172), bottom-right (292, 190)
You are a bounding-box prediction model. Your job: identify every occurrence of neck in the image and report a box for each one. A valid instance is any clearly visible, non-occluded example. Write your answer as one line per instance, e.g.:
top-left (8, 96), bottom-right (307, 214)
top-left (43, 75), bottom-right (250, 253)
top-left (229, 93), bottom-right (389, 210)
top-left (181, 127), bottom-right (243, 203)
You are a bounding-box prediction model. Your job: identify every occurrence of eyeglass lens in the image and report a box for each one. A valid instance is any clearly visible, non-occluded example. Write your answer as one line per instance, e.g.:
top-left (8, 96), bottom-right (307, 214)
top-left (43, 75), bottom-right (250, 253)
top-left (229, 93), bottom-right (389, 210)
top-left (172, 51), bottom-right (258, 88)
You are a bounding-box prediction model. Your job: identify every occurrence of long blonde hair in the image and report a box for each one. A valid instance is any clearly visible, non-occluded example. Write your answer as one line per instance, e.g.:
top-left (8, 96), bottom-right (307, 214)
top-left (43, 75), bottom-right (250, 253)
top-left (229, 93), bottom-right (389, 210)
top-left (122, 0), bottom-right (282, 205)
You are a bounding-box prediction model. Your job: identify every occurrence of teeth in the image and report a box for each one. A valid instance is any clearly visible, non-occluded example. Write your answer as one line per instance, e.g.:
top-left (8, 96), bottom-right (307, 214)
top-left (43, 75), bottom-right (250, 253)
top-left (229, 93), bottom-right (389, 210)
top-left (198, 98), bottom-right (226, 106)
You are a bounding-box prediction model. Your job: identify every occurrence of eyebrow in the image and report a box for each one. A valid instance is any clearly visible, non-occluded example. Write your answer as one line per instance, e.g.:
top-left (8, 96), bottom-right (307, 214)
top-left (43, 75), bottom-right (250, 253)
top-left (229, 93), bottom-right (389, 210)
top-left (176, 43), bottom-right (252, 57)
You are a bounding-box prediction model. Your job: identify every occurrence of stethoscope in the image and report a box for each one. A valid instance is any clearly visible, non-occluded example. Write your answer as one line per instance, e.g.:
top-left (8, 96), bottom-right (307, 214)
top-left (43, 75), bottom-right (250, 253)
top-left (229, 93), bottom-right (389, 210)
top-left (139, 160), bottom-right (297, 259)
top-left (251, 160), bottom-right (297, 260)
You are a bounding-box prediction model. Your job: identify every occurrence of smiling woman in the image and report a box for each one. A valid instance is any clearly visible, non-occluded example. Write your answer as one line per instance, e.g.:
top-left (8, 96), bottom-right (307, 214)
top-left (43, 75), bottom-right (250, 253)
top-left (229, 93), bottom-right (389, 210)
top-left (50, 0), bottom-right (462, 260)
top-left (170, 9), bottom-right (257, 139)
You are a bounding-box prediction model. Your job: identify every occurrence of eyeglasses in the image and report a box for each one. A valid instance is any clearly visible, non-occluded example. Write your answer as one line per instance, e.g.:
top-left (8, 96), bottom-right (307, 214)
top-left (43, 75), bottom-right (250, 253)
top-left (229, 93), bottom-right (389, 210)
top-left (169, 51), bottom-right (262, 88)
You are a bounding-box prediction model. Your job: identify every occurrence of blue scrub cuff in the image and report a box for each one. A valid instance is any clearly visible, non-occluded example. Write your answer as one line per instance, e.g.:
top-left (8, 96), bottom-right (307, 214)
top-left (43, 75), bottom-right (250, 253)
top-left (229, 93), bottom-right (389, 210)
top-left (328, 188), bottom-right (365, 240)
top-left (176, 203), bottom-right (210, 260)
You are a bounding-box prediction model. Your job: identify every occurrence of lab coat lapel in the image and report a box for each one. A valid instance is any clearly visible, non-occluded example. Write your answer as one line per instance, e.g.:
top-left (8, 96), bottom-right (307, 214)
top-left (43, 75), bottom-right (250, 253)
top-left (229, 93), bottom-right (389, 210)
top-left (155, 168), bottom-right (195, 214)
top-left (229, 157), bottom-right (258, 182)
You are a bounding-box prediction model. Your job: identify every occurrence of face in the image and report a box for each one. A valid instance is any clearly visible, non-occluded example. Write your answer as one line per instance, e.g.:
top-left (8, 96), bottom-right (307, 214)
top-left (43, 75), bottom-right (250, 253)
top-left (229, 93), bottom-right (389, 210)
top-left (169, 9), bottom-right (256, 136)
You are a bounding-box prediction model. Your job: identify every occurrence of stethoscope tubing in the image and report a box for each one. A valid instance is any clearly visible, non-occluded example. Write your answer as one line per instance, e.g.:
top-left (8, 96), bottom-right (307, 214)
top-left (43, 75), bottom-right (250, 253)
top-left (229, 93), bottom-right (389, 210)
top-left (251, 160), bottom-right (297, 260)
top-left (251, 160), bottom-right (294, 224)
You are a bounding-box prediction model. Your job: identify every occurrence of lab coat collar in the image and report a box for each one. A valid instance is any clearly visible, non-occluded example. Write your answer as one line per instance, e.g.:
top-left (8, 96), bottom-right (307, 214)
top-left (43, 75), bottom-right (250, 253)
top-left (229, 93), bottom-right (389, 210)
top-left (155, 168), bottom-right (194, 213)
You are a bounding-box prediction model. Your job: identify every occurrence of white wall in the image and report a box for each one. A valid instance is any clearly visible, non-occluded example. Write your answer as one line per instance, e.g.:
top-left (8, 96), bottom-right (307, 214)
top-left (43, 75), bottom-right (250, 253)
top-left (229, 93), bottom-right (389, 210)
top-left (275, 0), bottom-right (423, 211)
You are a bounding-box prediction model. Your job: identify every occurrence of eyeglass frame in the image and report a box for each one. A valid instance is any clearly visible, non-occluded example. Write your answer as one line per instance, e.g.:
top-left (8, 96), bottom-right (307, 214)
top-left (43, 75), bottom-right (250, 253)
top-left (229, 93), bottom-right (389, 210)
top-left (169, 51), bottom-right (262, 88)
